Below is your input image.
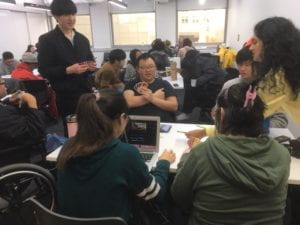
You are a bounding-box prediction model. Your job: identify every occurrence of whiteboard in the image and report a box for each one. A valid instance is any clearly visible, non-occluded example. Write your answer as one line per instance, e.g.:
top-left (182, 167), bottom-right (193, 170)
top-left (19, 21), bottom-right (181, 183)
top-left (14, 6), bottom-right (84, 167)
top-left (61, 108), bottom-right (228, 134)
top-left (0, 11), bottom-right (29, 60)
top-left (27, 12), bottom-right (49, 47)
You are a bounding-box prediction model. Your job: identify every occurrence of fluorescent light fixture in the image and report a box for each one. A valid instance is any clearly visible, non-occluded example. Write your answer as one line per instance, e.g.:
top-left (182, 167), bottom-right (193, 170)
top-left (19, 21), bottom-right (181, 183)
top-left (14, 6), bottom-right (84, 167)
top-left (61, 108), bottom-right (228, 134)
top-left (0, 0), bottom-right (16, 6)
top-left (199, 0), bottom-right (206, 5)
top-left (108, 0), bottom-right (127, 9)
top-left (24, 2), bottom-right (50, 11)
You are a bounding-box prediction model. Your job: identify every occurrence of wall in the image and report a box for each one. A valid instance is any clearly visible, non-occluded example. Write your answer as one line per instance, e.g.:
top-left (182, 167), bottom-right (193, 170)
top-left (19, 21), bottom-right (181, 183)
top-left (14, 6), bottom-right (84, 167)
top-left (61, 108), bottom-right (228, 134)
top-left (226, 0), bottom-right (300, 50)
top-left (177, 0), bottom-right (227, 10)
top-left (156, 1), bottom-right (176, 45)
top-left (0, 0), bottom-right (49, 60)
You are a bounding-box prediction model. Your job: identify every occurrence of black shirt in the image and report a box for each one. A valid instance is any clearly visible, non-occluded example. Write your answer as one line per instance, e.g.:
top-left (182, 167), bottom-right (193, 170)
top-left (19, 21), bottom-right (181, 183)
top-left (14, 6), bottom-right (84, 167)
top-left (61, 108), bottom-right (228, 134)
top-left (125, 79), bottom-right (176, 122)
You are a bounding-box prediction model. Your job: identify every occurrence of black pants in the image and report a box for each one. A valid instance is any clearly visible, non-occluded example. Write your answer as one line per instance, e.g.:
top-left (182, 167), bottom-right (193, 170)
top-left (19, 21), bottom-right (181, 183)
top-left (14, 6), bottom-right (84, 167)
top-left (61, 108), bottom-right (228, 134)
top-left (56, 94), bottom-right (81, 137)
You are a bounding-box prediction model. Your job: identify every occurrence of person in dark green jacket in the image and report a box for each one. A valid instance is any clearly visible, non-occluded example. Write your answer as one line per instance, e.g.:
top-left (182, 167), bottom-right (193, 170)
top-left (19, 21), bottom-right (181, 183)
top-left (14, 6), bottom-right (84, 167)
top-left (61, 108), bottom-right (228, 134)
top-left (56, 89), bottom-right (175, 221)
top-left (172, 82), bottom-right (290, 225)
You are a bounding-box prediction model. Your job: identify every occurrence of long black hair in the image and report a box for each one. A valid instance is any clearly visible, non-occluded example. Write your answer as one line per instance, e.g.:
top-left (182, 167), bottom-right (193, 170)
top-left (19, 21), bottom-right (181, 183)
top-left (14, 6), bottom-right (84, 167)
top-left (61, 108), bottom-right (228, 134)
top-left (129, 49), bottom-right (141, 67)
top-left (253, 17), bottom-right (300, 98)
top-left (216, 83), bottom-right (265, 137)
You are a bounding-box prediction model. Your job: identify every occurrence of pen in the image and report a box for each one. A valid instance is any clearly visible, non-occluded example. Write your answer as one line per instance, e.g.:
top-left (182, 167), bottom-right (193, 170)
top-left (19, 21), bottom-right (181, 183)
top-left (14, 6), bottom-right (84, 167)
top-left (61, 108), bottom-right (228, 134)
top-left (177, 131), bottom-right (187, 134)
top-left (0, 94), bottom-right (13, 102)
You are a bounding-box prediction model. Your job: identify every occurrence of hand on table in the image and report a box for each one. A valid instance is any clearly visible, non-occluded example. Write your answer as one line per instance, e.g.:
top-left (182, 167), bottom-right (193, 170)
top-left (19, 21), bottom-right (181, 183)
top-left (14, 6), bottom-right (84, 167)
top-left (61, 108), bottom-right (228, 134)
top-left (159, 149), bottom-right (176, 164)
top-left (185, 129), bottom-right (206, 139)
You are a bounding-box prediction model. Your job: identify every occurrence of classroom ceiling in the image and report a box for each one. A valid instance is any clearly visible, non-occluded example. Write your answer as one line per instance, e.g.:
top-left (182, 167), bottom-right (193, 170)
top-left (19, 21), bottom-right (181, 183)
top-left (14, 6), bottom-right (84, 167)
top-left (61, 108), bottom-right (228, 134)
top-left (72, 0), bottom-right (106, 3)
top-left (43, 0), bottom-right (106, 4)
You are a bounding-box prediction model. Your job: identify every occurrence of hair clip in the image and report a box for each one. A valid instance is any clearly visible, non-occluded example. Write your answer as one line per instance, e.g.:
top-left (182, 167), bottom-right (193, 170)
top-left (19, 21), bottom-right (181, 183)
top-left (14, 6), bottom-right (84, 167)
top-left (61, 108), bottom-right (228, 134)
top-left (243, 85), bottom-right (257, 108)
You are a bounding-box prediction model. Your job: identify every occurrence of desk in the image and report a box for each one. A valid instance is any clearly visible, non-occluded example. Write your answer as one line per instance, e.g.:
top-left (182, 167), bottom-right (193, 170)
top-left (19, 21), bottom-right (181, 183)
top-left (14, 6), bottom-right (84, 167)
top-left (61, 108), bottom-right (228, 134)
top-left (46, 124), bottom-right (299, 184)
top-left (268, 128), bottom-right (300, 185)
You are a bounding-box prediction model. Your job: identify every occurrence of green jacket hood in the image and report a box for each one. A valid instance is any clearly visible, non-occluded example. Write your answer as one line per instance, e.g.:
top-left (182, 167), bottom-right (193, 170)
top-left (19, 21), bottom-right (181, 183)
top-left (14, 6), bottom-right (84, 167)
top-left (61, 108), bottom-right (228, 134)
top-left (206, 135), bottom-right (290, 194)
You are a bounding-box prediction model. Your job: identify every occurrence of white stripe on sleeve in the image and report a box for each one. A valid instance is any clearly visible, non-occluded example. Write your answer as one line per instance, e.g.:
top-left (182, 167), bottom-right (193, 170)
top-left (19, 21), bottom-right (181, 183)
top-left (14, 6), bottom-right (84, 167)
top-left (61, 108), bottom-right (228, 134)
top-left (144, 183), bottom-right (161, 201)
top-left (137, 175), bottom-right (156, 198)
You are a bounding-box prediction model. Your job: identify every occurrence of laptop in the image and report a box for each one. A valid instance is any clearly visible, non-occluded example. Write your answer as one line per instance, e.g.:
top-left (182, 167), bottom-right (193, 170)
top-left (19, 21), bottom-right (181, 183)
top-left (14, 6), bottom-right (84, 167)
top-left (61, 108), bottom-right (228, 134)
top-left (122, 115), bottom-right (160, 171)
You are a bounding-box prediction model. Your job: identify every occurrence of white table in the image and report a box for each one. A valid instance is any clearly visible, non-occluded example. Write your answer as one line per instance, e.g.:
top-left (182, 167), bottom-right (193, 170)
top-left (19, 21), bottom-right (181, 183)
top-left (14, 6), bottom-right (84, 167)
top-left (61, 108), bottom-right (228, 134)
top-left (269, 128), bottom-right (300, 185)
top-left (162, 74), bottom-right (184, 90)
top-left (46, 123), bottom-right (202, 172)
top-left (46, 124), bottom-right (300, 184)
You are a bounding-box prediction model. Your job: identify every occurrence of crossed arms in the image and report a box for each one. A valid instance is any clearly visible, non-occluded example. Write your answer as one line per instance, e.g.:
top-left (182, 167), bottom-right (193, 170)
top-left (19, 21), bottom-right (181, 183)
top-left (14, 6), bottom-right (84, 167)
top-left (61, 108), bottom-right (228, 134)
top-left (123, 88), bottom-right (178, 112)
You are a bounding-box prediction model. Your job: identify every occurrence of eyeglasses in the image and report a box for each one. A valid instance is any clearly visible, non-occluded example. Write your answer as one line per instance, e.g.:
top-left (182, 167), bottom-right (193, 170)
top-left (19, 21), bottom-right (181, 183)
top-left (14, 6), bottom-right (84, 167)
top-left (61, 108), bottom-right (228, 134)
top-left (138, 65), bottom-right (155, 71)
top-left (0, 82), bottom-right (5, 85)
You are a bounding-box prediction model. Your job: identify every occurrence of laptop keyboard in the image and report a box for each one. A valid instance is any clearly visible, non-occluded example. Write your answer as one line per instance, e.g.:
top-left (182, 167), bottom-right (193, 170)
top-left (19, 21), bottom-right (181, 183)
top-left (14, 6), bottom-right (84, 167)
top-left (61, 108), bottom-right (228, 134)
top-left (141, 153), bottom-right (154, 162)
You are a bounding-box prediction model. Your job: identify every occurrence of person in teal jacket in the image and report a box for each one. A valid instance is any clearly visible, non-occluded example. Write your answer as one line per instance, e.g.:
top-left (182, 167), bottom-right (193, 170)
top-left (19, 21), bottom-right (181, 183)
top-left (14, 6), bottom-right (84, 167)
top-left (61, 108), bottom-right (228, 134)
top-left (171, 82), bottom-right (290, 225)
top-left (56, 89), bottom-right (175, 221)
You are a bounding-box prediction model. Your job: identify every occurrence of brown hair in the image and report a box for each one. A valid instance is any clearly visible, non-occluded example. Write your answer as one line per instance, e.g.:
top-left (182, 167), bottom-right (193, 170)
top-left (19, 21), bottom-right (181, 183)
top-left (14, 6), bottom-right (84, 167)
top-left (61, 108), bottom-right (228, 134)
top-left (57, 90), bottom-right (128, 169)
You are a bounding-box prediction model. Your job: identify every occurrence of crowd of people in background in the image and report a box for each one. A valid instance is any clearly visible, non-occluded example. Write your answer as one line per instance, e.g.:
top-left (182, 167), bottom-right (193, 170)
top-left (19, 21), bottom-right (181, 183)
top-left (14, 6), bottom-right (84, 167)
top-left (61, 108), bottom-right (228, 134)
top-left (1, 0), bottom-right (300, 224)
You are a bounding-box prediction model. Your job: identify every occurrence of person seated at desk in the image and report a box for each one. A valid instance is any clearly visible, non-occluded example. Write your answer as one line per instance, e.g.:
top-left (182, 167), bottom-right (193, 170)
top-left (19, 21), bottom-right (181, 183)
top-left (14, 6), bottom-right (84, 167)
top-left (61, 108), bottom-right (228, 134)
top-left (25, 44), bottom-right (36, 54)
top-left (56, 90), bottom-right (175, 221)
top-left (149, 39), bottom-right (170, 71)
top-left (124, 49), bottom-right (141, 83)
top-left (0, 51), bottom-right (19, 76)
top-left (123, 53), bottom-right (178, 122)
top-left (95, 49), bottom-right (125, 92)
top-left (0, 78), bottom-right (45, 166)
top-left (171, 82), bottom-right (290, 225)
top-left (11, 52), bottom-right (43, 80)
top-left (177, 38), bottom-right (193, 60)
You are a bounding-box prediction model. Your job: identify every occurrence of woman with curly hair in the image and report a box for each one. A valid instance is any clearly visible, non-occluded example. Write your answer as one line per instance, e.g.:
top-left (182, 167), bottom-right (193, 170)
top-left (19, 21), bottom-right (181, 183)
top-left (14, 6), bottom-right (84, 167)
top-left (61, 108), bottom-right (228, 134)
top-left (250, 16), bottom-right (300, 124)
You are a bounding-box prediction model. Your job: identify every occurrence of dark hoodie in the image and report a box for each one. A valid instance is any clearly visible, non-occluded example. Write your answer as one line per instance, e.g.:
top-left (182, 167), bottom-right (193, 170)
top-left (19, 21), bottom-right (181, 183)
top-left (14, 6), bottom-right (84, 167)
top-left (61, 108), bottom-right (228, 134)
top-left (172, 135), bottom-right (290, 225)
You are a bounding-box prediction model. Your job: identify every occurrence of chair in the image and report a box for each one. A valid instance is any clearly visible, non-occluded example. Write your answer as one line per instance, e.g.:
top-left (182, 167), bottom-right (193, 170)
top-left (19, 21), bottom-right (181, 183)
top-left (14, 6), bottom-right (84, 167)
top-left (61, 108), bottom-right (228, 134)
top-left (20, 79), bottom-right (59, 120)
top-left (20, 80), bottom-right (49, 107)
top-left (0, 163), bottom-right (56, 225)
top-left (29, 197), bottom-right (127, 225)
top-left (0, 144), bottom-right (45, 167)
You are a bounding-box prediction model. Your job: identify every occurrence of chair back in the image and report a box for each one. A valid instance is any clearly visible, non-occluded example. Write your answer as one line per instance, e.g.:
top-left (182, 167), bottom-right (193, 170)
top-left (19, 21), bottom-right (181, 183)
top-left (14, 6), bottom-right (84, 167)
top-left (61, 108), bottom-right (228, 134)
top-left (20, 80), bottom-right (49, 107)
top-left (29, 198), bottom-right (127, 225)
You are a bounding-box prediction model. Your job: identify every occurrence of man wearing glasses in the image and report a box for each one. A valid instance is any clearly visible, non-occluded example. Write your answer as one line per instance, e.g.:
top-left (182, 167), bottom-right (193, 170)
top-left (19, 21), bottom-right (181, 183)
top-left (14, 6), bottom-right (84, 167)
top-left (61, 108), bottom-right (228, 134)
top-left (0, 51), bottom-right (19, 76)
top-left (123, 53), bottom-right (178, 122)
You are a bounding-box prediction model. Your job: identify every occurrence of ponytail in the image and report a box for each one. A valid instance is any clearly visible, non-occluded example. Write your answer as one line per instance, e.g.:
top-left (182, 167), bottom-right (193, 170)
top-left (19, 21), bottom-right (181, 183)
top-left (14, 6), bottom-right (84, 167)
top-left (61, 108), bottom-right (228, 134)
top-left (57, 93), bottom-right (114, 169)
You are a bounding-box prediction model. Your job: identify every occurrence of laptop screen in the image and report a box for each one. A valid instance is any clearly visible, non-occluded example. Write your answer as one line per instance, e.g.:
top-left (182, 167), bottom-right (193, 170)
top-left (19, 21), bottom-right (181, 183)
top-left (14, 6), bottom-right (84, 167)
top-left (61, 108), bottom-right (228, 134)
top-left (123, 115), bottom-right (160, 153)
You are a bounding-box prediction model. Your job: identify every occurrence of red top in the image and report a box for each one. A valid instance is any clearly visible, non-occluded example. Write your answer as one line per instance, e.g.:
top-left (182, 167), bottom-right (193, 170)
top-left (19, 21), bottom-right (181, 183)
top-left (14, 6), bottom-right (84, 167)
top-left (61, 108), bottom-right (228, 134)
top-left (11, 63), bottom-right (43, 80)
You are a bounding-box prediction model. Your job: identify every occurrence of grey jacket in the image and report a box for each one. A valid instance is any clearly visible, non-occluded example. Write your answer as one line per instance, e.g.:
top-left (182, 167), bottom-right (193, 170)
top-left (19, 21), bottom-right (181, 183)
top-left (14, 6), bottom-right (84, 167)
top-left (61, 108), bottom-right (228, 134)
top-left (0, 59), bottom-right (19, 76)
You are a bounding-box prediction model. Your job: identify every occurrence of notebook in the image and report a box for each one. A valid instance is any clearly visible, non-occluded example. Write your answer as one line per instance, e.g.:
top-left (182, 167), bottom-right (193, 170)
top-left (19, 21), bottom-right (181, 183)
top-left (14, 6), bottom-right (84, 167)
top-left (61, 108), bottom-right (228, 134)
top-left (123, 115), bottom-right (160, 171)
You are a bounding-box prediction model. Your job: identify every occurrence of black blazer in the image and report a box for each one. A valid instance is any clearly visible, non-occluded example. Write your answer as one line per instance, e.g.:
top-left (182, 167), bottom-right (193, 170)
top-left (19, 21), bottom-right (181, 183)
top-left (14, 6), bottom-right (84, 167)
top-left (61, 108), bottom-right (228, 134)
top-left (38, 26), bottom-right (94, 97)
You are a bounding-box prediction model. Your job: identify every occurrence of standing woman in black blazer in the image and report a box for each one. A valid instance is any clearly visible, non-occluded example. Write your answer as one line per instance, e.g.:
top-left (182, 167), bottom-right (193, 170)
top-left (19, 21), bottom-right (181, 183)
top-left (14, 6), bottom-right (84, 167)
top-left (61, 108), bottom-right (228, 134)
top-left (38, 0), bottom-right (97, 135)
